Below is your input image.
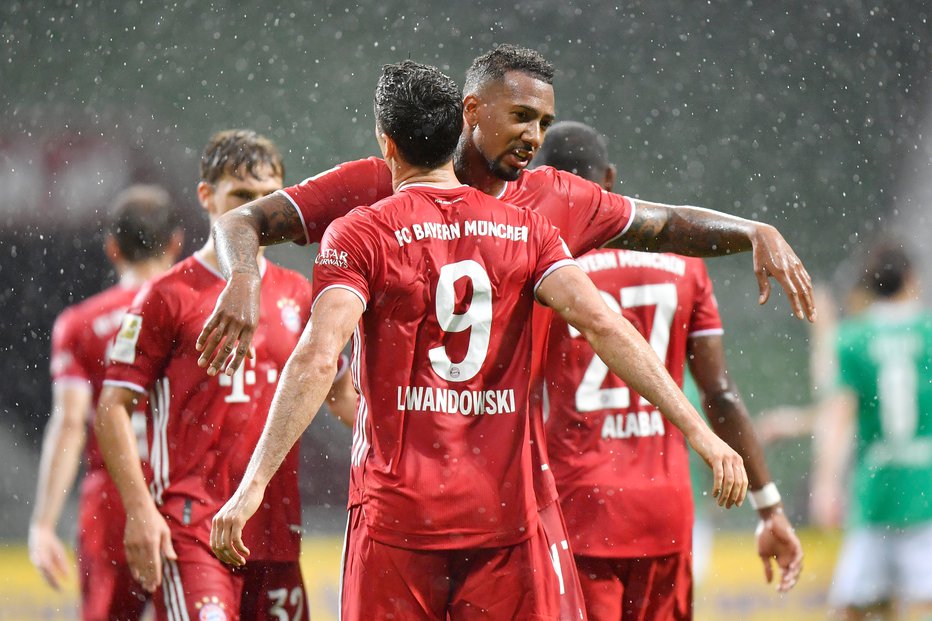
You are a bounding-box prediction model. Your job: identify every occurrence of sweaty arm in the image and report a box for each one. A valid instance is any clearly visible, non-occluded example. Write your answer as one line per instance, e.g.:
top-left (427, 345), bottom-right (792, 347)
top-left (29, 383), bottom-right (91, 590)
top-left (611, 200), bottom-right (815, 322)
top-left (687, 335), bottom-right (803, 592)
top-left (211, 288), bottom-right (363, 566)
top-left (197, 192), bottom-right (305, 375)
top-left (94, 385), bottom-right (175, 593)
top-left (537, 266), bottom-right (748, 508)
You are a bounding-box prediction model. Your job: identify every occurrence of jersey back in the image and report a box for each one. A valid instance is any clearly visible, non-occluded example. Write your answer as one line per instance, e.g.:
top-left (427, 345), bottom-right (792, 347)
top-left (545, 248), bottom-right (723, 557)
top-left (836, 304), bottom-right (932, 528)
top-left (312, 183), bottom-right (575, 550)
top-left (104, 255), bottom-right (311, 560)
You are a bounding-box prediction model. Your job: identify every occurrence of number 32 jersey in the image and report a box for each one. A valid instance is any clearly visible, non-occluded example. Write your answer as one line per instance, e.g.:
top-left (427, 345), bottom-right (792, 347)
top-left (103, 254), bottom-right (311, 561)
top-left (313, 183), bottom-right (575, 550)
top-left (545, 249), bottom-right (723, 558)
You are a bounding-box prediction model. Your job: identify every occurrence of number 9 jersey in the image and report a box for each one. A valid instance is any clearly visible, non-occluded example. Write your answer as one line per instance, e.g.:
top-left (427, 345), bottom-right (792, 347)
top-left (312, 182), bottom-right (576, 551)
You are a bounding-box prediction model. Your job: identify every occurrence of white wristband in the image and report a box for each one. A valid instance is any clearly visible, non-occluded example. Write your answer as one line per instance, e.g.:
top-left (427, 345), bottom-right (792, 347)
top-left (748, 482), bottom-right (781, 510)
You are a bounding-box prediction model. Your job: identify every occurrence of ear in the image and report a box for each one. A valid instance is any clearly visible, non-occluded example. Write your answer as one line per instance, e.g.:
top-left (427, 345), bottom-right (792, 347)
top-left (382, 133), bottom-right (399, 162)
top-left (462, 94), bottom-right (481, 129)
top-left (104, 234), bottom-right (122, 264)
top-left (196, 181), bottom-right (213, 212)
top-left (602, 164), bottom-right (617, 193)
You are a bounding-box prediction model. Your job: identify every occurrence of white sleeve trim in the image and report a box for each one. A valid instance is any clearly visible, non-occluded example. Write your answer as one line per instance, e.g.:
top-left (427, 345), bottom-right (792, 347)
top-left (312, 284), bottom-right (368, 314)
top-left (276, 189), bottom-right (312, 245)
top-left (52, 376), bottom-right (93, 390)
top-left (605, 195), bottom-right (638, 244)
top-left (688, 328), bottom-right (725, 338)
top-left (534, 259), bottom-right (579, 296)
top-left (103, 379), bottom-right (147, 395)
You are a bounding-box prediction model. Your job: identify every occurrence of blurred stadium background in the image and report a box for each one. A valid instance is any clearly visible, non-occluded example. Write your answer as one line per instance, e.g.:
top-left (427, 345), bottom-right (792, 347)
top-left (1, 1), bottom-right (930, 618)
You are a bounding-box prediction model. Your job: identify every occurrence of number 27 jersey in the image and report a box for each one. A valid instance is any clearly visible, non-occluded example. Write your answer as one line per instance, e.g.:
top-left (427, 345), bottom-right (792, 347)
top-left (313, 183), bottom-right (575, 550)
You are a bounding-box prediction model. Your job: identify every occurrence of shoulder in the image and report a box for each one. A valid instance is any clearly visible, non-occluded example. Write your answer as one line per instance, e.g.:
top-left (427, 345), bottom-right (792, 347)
top-left (263, 261), bottom-right (310, 289)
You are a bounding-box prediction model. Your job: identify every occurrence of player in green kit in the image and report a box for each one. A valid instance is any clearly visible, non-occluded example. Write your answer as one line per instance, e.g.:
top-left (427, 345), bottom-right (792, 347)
top-left (813, 241), bottom-right (932, 621)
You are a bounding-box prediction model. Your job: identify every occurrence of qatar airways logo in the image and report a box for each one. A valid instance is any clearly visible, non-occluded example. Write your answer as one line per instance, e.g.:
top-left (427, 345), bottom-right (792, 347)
top-left (315, 248), bottom-right (348, 268)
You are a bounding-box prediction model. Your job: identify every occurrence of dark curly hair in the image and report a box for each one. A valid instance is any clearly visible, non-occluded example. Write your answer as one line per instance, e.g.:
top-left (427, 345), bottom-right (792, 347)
top-left (199, 129), bottom-right (284, 184)
top-left (463, 44), bottom-right (555, 96)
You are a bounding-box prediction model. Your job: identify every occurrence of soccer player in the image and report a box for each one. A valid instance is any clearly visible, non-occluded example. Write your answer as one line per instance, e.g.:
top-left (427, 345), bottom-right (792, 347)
top-left (210, 59), bottom-right (746, 621)
top-left (535, 121), bottom-right (803, 620)
top-left (95, 130), bottom-right (348, 621)
top-left (29, 185), bottom-right (181, 621)
top-left (811, 242), bottom-right (932, 621)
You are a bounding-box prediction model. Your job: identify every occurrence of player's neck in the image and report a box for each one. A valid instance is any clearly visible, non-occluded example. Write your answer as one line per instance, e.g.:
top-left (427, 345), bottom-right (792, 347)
top-left (453, 141), bottom-right (506, 197)
top-left (119, 258), bottom-right (172, 288)
top-left (390, 159), bottom-right (461, 192)
top-left (196, 239), bottom-right (264, 275)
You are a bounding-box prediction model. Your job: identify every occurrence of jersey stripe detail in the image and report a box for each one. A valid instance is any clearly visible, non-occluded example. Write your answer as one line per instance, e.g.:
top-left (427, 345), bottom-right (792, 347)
top-left (148, 377), bottom-right (171, 505)
top-left (277, 188), bottom-right (312, 246)
top-left (605, 196), bottom-right (638, 245)
top-left (688, 328), bottom-right (725, 338)
top-left (312, 284), bottom-right (367, 313)
top-left (162, 559), bottom-right (191, 621)
top-left (534, 259), bottom-right (579, 295)
top-left (349, 326), bottom-right (369, 467)
top-left (103, 378), bottom-right (147, 394)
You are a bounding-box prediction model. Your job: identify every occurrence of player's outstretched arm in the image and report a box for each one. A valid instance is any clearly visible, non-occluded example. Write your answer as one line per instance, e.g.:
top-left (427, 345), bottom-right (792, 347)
top-left (28, 383), bottom-right (91, 590)
top-left (95, 386), bottom-right (176, 593)
top-left (197, 193), bottom-right (305, 377)
top-left (687, 335), bottom-right (803, 592)
top-left (810, 390), bottom-right (856, 529)
top-left (211, 288), bottom-right (363, 567)
top-left (538, 266), bottom-right (748, 508)
top-left (610, 201), bottom-right (815, 322)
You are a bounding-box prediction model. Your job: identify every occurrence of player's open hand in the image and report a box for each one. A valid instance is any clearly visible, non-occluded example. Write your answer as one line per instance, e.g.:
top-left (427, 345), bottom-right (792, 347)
top-left (211, 486), bottom-right (262, 567)
top-left (28, 525), bottom-right (70, 590)
top-left (124, 502), bottom-right (176, 593)
top-left (750, 223), bottom-right (816, 322)
top-left (691, 432), bottom-right (748, 508)
top-left (756, 507), bottom-right (804, 592)
top-left (196, 272), bottom-right (261, 376)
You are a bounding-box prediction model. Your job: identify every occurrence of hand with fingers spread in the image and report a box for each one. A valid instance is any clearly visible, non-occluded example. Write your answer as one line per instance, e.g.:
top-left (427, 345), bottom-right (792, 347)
top-left (690, 431), bottom-right (748, 509)
top-left (196, 272), bottom-right (261, 376)
top-left (210, 485), bottom-right (264, 567)
top-left (123, 501), bottom-right (176, 593)
top-left (751, 224), bottom-right (816, 322)
top-left (756, 507), bottom-right (804, 592)
top-left (28, 525), bottom-right (70, 590)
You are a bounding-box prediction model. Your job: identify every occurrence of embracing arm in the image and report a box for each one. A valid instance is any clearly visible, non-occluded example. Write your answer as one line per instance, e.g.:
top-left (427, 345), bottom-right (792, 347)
top-left (211, 289), bottom-right (363, 566)
top-left (28, 383), bottom-right (91, 589)
top-left (537, 266), bottom-right (748, 507)
top-left (197, 193), bottom-right (306, 376)
top-left (95, 385), bottom-right (175, 592)
top-left (610, 201), bottom-right (815, 322)
top-left (687, 335), bottom-right (803, 592)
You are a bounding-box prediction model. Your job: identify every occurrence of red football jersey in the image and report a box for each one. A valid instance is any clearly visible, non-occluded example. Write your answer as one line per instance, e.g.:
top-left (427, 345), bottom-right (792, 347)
top-left (104, 255), bottom-right (311, 561)
top-left (312, 183), bottom-right (575, 550)
top-left (50, 284), bottom-right (143, 564)
top-left (281, 158), bottom-right (635, 511)
top-left (544, 249), bottom-right (723, 557)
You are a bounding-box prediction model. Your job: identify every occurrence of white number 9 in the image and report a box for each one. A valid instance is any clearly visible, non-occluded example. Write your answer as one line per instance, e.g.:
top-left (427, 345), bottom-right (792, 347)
top-left (429, 260), bottom-right (493, 382)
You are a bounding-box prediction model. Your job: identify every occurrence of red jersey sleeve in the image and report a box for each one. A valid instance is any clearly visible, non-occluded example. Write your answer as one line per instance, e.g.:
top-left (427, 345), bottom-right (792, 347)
top-left (104, 283), bottom-right (177, 394)
top-left (311, 211), bottom-right (376, 312)
top-left (687, 259), bottom-right (724, 337)
top-left (551, 167), bottom-right (636, 255)
top-left (49, 308), bottom-right (92, 386)
top-left (279, 157), bottom-right (394, 245)
top-left (528, 211), bottom-right (577, 295)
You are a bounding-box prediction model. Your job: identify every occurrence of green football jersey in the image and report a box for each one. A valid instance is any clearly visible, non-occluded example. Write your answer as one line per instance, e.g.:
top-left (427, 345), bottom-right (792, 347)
top-left (836, 302), bottom-right (932, 528)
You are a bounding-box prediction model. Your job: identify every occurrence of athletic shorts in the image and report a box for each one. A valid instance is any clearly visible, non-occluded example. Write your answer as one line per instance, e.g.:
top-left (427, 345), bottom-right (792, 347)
top-left (538, 501), bottom-right (587, 621)
top-left (340, 505), bottom-right (561, 620)
top-left (829, 522), bottom-right (932, 608)
top-left (239, 561), bottom-right (308, 621)
top-left (154, 537), bottom-right (243, 621)
top-left (77, 539), bottom-right (148, 621)
top-left (574, 551), bottom-right (693, 621)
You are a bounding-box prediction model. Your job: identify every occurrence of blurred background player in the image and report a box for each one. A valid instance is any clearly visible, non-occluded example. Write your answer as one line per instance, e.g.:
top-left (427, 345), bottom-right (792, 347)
top-left (95, 129), bottom-right (353, 621)
top-left (210, 60), bottom-right (748, 620)
top-left (810, 241), bottom-right (932, 621)
top-left (536, 121), bottom-right (803, 620)
top-left (29, 185), bottom-right (181, 620)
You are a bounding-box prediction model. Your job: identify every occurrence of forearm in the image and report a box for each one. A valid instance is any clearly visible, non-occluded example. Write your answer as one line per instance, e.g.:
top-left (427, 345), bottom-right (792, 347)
top-left (94, 390), bottom-right (153, 513)
top-left (811, 392), bottom-right (854, 491)
top-left (612, 201), bottom-right (761, 256)
top-left (31, 401), bottom-right (87, 529)
top-left (213, 193), bottom-right (304, 279)
top-left (703, 390), bottom-right (773, 491)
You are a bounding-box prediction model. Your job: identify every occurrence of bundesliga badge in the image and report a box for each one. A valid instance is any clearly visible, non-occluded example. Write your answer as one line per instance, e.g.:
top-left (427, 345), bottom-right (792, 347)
top-left (278, 297), bottom-right (302, 333)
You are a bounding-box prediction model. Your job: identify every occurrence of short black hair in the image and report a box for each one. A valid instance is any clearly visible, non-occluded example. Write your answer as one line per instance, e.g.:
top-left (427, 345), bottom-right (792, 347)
top-left (374, 60), bottom-right (463, 169)
top-left (860, 240), bottom-right (913, 299)
top-left (463, 44), bottom-right (555, 96)
top-left (533, 121), bottom-right (609, 183)
top-left (108, 184), bottom-right (177, 262)
top-left (200, 129), bottom-right (284, 184)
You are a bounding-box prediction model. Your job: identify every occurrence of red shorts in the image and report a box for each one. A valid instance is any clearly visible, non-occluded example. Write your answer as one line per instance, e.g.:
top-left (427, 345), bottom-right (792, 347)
top-left (574, 551), bottom-right (693, 621)
top-left (239, 561), bottom-right (308, 621)
top-left (154, 538), bottom-right (242, 621)
top-left (538, 502), bottom-right (587, 621)
top-left (340, 505), bottom-right (560, 620)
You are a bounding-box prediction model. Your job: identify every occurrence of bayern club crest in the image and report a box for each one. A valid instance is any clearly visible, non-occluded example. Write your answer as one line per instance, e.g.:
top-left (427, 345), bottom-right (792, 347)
top-left (195, 596), bottom-right (227, 621)
top-left (278, 297), bottom-right (302, 333)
